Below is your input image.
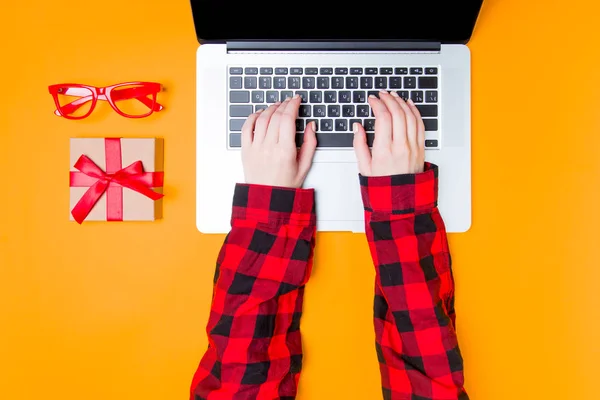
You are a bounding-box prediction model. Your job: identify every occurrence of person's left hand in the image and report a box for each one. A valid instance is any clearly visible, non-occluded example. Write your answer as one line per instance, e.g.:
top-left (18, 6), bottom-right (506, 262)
top-left (241, 95), bottom-right (317, 188)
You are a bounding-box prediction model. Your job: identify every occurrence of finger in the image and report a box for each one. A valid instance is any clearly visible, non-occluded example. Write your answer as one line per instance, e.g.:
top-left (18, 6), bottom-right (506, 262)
top-left (296, 120), bottom-right (317, 185)
top-left (353, 121), bottom-right (372, 176)
top-left (381, 91), bottom-right (408, 146)
top-left (407, 98), bottom-right (426, 155)
top-left (241, 109), bottom-right (264, 147)
top-left (368, 95), bottom-right (392, 147)
top-left (265, 97), bottom-right (293, 143)
top-left (396, 96), bottom-right (418, 152)
top-left (279, 95), bottom-right (303, 146)
top-left (253, 102), bottom-right (281, 144)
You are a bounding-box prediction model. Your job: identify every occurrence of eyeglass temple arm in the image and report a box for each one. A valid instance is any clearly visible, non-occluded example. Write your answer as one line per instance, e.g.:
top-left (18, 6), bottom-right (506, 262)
top-left (55, 86), bottom-right (164, 116)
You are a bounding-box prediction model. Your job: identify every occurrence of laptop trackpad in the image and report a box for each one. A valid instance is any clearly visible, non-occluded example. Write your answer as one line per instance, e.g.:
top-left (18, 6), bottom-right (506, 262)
top-left (304, 162), bottom-right (363, 222)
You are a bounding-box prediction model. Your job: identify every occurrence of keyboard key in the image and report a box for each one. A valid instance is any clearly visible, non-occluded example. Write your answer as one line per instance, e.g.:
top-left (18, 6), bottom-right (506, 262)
top-left (375, 77), bottom-right (387, 89)
top-left (365, 67), bottom-right (377, 75)
top-left (266, 91), bottom-right (279, 103)
top-left (342, 105), bottom-right (355, 117)
top-left (364, 119), bottom-right (375, 132)
top-left (230, 76), bottom-right (242, 89)
top-left (275, 67), bottom-right (288, 75)
top-left (368, 90), bottom-right (380, 99)
top-left (418, 77), bottom-right (438, 89)
top-left (315, 133), bottom-right (354, 147)
top-left (251, 91), bottom-right (264, 103)
top-left (425, 67), bottom-right (438, 75)
top-left (296, 119), bottom-right (305, 131)
top-left (290, 67), bottom-right (303, 75)
top-left (281, 91), bottom-right (293, 100)
top-left (310, 91), bottom-right (322, 103)
top-left (320, 67), bottom-right (333, 75)
top-left (425, 139), bottom-right (438, 147)
top-left (259, 77), bottom-right (272, 89)
top-left (317, 77), bottom-right (330, 89)
top-left (230, 105), bottom-right (253, 117)
top-left (404, 77), bottom-right (416, 89)
top-left (349, 119), bottom-right (362, 130)
top-left (395, 67), bottom-right (408, 75)
top-left (321, 119), bottom-right (334, 131)
top-left (410, 91), bottom-right (424, 103)
top-left (416, 105), bottom-right (438, 117)
top-left (339, 91), bottom-right (352, 103)
top-left (324, 91), bottom-right (337, 103)
top-left (423, 119), bottom-right (438, 131)
top-left (335, 119), bottom-right (348, 131)
top-left (335, 67), bottom-right (348, 75)
top-left (346, 77), bottom-right (358, 89)
top-left (299, 105), bottom-right (311, 117)
top-left (357, 105), bottom-right (370, 117)
top-left (360, 77), bottom-right (373, 89)
top-left (302, 77), bottom-right (315, 89)
top-left (426, 91), bottom-right (438, 103)
top-left (389, 77), bottom-right (402, 89)
top-left (295, 91), bottom-right (308, 103)
top-left (396, 90), bottom-right (409, 101)
top-left (350, 68), bottom-right (363, 75)
top-left (332, 77), bottom-right (344, 89)
top-left (229, 133), bottom-right (241, 147)
top-left (410, 67), bottom-right (423, 75)
top-left (229, 119), bottom-right (245, 131)
top-left (328, 105), bottom-right (341, 117)
top-left (274, 77), bottom-right (286, 89)
top-left (230, 91), bottom-right (250, 103)
top-left (245, 67), bottom-right (258, 75)
top-left (305, 68), bottom-right (318, 75)
top-left (353, 91), bottom-right (366, 103)
top-left (306, 119), bottom-right (318, 131)
top-left (255, 105), bottom-right (268, 112)
top-left (244, 77), bottom-right (257, 89)
top-left (380, 67), bottom-right (393, 75)
top-left (314, 105), bottom-right (326, 117)
top-left (260, 67), bottom-right (273, 75)
top-left (288, 77), bottom-right (301, 89)
top-left (229, 67), bottom-right (243, 75)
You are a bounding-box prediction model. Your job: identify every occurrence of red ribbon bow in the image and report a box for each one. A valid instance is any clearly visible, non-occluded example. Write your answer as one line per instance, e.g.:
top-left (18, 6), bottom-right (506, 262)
top-left (70, 138), bottom-right (164, 224)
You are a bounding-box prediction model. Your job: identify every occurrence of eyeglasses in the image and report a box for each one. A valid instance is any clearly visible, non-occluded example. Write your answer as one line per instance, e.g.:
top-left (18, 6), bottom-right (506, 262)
top-left (48, 82), bottom-right (164, 119)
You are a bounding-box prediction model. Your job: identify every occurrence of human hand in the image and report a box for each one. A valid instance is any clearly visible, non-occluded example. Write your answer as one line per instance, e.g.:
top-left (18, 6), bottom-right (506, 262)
top-left (241, 95), bottom-right (317, 188)
top-left (353, 91), bottom-right (425, 176)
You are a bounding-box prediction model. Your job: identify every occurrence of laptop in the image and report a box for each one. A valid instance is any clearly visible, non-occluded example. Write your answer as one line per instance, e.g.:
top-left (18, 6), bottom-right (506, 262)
top-left (191, 0), bottom-right (484, 233)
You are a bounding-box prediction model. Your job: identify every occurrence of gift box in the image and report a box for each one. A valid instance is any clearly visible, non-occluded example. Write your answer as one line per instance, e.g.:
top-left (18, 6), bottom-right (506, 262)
top-left (69, 138), bottom-right (164, 223)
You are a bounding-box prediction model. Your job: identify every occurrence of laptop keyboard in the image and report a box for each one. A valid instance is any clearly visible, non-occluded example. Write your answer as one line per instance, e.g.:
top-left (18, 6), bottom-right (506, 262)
top-left (228, 66), bottom-right (440, 149)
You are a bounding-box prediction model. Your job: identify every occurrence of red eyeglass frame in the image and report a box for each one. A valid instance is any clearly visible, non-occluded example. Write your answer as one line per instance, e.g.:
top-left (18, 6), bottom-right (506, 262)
top-left (48, 82), bottom-right (164, 119)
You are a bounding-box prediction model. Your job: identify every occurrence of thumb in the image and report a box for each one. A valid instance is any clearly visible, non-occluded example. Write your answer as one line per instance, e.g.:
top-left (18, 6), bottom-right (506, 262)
top-left (353, 122), bottom-right (371, 176)
top-left (296, 121), bottom-right (317, 185)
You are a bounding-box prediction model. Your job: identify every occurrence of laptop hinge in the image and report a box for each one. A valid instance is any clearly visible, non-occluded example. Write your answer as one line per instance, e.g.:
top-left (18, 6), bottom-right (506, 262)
top-left (226, 41), bottom-right (441, 52)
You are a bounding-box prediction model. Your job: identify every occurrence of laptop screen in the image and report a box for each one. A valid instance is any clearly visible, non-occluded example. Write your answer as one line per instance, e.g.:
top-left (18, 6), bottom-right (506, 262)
top-left (191, 0), bottom-right (484, 44)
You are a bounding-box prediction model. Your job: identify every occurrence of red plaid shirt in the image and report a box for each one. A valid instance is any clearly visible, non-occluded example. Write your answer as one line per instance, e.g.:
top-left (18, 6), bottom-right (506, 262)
top-left (190, 163), bottom-right (468, 400)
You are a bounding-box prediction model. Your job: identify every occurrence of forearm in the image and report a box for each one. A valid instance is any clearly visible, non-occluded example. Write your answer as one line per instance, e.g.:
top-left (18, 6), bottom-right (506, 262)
top-left (190, 184), bottom-right (316, 400)
top-left (361, 163), bottom-right (467, 400)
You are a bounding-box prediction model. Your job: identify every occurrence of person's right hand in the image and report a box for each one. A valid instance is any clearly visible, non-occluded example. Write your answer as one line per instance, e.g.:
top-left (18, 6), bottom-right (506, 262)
top-left (353, 91), bottom-right (425, 176)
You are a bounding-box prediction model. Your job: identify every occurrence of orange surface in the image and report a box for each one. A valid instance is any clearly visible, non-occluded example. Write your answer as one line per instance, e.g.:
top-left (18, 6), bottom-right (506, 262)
top-left (1, 0), bottom-right (600, 399)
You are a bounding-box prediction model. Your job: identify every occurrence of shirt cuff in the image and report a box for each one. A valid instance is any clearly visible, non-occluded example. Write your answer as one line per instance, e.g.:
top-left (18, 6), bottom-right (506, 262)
top-left (231, 183), bottom-right (316, 227)
top-left (359, 162), bottom-right (438, 215)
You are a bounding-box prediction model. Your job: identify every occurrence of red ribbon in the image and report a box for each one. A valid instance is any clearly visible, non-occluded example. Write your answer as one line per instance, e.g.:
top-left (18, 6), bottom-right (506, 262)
top-left (70, 138), bottom-right (164, 224)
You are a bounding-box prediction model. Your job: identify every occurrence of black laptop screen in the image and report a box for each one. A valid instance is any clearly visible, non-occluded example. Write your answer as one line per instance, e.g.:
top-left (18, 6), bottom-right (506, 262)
top-left (191, 0), bottom-right (484, 44)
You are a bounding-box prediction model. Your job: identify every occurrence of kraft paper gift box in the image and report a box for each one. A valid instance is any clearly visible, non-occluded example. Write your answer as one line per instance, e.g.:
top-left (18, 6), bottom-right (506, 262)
top-left (69, 138), bottom-right (164, 223)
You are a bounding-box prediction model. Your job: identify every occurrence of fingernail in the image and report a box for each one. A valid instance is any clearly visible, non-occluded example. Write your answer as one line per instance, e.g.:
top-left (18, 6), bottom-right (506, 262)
top-left (368, 94), bottom-right (377, 99)
top-left (353, 122), bottom-right (359, 134)
top-left (293, 94), bottom-right (300, 99)
top-left (390, 91), bottom-right (399, 97)
top-left (274, 101), bottom-right (281, 105)
top-left (379, 90), bottom-right (388, 94)
top-left (256, 109), bottom-right (264, 113)
top-left (407, 98), bottom-right (414, 105)
top-left (311, 121), bottom-right (317, 130)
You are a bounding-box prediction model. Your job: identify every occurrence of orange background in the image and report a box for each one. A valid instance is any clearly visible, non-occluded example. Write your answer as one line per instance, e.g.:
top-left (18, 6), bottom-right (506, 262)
top-left (1, 0), bottom-right (600, 399)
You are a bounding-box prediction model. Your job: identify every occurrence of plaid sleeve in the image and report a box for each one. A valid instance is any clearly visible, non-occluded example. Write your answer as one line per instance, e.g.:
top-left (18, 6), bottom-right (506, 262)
top-left (190, 183), bottom-right (316, 400)
top-left (360, 163), bottom-right (468, 400)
